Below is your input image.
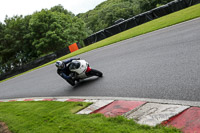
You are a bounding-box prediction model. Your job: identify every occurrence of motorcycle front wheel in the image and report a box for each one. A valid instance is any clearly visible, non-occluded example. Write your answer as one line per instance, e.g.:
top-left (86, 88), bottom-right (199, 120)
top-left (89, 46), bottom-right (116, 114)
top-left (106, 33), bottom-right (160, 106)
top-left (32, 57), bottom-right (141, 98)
top-left (66, 78), bottom-right (76, 86)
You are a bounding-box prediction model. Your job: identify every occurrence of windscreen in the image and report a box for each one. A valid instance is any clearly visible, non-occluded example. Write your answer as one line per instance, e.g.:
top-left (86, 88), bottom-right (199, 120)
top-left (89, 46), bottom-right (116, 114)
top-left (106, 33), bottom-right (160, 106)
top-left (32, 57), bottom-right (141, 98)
top-left (69, 61), bottom-right (81, 70)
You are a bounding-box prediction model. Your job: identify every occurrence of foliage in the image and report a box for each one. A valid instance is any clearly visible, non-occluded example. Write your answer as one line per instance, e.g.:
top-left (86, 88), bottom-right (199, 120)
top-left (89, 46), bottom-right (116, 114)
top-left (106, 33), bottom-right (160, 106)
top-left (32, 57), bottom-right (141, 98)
top-left (0, 101), bottom-right (180, 132)
top-left (0, 5), bottom-right (89, 74)
top-left (0, 15), bottom-right (31, 72)
top-left (50, 4), bottom-right (75, 17)
top-left (78, 0), bottom-right (135, 32)
top-left (29, 9), bottom-right (86, 56)
top-left (78, 0), bottom-right (174, 33)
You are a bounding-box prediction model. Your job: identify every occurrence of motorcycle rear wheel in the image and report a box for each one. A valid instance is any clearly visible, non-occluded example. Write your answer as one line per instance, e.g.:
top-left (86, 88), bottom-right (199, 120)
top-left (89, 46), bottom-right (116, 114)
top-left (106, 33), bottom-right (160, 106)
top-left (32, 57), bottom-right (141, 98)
top-left (88, 69), bottom-right (103, 77)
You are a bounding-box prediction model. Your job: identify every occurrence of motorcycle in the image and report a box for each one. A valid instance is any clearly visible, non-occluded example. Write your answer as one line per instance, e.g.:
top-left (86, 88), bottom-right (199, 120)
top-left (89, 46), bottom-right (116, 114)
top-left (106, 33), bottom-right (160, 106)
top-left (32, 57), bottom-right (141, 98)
top-left (68, 60), bottom-right (103, 86)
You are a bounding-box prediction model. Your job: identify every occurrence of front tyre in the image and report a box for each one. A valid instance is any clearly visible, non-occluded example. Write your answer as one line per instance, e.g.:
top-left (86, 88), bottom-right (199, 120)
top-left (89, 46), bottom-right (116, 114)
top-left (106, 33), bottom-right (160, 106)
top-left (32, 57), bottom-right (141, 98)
top-left (66, 78), bottom-right (76, 86)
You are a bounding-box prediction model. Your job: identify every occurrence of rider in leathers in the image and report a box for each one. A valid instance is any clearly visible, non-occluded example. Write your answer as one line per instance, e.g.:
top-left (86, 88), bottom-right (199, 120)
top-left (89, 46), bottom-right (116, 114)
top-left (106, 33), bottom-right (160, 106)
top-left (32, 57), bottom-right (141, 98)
top-left (55, 58), bottom-right (80, 86)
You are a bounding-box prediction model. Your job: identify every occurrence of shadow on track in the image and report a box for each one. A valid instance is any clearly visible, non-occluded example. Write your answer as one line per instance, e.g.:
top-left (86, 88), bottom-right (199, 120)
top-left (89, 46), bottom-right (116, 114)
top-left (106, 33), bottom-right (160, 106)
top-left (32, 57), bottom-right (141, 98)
top-left (68, 77), bottom-right (102, 91)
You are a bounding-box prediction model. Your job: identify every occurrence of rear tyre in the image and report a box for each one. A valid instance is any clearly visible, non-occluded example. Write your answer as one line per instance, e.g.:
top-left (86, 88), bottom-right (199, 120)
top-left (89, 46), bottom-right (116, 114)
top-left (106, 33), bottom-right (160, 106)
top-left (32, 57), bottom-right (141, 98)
top-left (88, 69), bottom-right (103, 77)
top-left (96, 71), bottom-right (103, 77)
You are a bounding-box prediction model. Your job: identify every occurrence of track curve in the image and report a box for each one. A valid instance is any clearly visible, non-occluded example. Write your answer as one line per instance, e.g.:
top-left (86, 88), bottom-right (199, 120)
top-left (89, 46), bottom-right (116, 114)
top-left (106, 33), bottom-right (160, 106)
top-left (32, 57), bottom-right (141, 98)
top-left (1, 18), bottom-right (200, 101)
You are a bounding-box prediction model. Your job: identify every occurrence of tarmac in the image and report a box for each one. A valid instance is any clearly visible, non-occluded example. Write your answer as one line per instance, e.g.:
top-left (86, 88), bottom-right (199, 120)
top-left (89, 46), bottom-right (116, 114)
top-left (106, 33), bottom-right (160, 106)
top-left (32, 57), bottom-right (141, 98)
top-left (1, 96), bottom-right (200, 133)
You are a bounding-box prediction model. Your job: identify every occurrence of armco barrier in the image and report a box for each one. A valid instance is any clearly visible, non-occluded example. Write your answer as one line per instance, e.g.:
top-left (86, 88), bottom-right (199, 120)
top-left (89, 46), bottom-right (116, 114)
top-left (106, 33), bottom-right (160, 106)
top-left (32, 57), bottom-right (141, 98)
top-left (124, 17), bottom-right (138, 30)
top-left (0, 43), bottom-right (82, 81)
top-left (0, 53), bottom-right (58, 81)
top-left (185, 0), bottom-right (200, 5)
top-left (84, 30), bottom-right (107, 46)
top-left (83, 0), bottom-right (200, 46)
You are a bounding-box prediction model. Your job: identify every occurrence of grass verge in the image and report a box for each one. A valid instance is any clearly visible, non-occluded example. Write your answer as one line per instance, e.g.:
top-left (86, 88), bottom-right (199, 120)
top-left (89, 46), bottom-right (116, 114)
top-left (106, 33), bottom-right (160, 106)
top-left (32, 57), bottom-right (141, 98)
top-left (0, 101), bottom-right (180, 133)
top-left (1, 4), bottom-right (200, 83)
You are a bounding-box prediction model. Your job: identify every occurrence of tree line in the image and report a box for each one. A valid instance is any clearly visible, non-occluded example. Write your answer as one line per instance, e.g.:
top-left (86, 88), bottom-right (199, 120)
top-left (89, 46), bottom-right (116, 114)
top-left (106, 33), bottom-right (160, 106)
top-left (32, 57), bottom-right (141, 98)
top-left (0, 5), bottom-right (90, 74)
top-left (0, 0), bottom-right (174, 75)
top-left (77, 0), bottom-right (174, 33)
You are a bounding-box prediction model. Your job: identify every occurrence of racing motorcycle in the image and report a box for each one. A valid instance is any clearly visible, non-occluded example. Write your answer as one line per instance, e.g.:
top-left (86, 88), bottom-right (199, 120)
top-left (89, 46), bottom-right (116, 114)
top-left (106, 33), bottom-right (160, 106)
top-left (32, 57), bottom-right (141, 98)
top-left (68, 60), bottom-right (103, 86)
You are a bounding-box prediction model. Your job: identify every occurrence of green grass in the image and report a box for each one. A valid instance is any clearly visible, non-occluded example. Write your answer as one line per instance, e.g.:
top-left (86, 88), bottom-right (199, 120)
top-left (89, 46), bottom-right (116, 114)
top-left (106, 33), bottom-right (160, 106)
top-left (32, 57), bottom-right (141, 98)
top-left (0, 101), bottom-right (180, 133)
top-left (1, 3), bottom-right (200, 83)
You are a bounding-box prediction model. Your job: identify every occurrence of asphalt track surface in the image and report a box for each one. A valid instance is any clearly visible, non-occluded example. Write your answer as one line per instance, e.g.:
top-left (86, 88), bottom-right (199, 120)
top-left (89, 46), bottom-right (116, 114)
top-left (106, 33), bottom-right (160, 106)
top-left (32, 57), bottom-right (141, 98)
top-left (0, 18), bottom-right (200, 101)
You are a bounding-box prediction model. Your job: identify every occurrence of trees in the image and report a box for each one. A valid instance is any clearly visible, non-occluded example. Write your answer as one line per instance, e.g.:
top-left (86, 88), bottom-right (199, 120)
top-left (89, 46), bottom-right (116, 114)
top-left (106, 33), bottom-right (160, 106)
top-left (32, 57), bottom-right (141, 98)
top-left (78, 0), bottom-right (174, 33)
top-left (0, 22), bottom-right (6, 73)
top-left (50, 4), bottom-right (74, 17)
top-left (78, 0), bottom-right (135, 33)
top-left (0, 16), bottom-right (27, 70)
top-left (29, 8), bottom-right (88, 56)
top-left (137, 0), bottom-right (174, 13)
top-left (0, 5), bottom-right (89, 74)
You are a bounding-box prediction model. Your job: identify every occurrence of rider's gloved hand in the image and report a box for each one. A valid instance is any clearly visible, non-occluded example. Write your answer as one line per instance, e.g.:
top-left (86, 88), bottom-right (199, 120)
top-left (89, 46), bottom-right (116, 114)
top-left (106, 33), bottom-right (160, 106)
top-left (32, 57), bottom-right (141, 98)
top-left (69, 73), bottom-right (77, 80)
top-left (71, 76), bottom-right (75, 80)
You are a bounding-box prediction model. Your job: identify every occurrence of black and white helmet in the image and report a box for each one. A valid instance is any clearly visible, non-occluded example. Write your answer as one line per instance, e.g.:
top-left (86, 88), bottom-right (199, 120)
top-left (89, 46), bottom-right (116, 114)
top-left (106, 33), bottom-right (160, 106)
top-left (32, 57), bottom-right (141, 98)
top-left (55, 61), bottom-right (65, 69)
